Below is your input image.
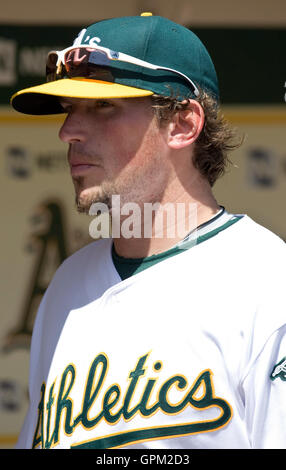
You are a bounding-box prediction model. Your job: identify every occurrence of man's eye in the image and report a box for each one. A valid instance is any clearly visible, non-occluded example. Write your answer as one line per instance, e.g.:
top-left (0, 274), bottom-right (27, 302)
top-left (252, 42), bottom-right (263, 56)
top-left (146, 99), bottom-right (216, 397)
top-left (95, 100), bottom-right (113, 108)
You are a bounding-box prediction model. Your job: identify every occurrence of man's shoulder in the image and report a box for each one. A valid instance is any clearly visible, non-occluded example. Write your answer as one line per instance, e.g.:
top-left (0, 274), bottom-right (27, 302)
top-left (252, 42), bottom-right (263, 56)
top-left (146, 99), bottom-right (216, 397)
top-left (53, 237), bottom-right (113, 278)
top-left (238, 215), bottom-right (285, 251)
top-left (222, 214), bottom-right (286, 273)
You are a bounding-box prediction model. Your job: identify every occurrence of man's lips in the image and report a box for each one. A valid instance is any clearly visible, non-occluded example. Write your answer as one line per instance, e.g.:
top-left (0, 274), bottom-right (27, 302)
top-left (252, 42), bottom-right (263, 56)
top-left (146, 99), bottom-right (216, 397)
top-left (69, 160), bottom-right (101, 176)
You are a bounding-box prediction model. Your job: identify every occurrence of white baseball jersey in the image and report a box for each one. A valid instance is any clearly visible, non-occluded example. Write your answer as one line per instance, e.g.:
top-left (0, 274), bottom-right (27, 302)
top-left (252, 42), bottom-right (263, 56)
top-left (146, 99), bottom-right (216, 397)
top-left (16, 214), bottom-right (286, 449)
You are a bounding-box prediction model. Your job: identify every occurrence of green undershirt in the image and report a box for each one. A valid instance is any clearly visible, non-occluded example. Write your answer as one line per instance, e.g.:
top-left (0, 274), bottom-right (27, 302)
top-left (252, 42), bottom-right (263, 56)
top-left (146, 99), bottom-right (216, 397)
top-left (112, 214), bottom-right (243, 280)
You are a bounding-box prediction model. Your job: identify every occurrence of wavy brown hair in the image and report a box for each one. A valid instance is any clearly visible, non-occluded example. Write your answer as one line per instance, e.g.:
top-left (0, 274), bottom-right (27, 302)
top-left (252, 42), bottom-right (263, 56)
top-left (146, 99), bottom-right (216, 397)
top-left (151, 89), bottom-right (242, 186)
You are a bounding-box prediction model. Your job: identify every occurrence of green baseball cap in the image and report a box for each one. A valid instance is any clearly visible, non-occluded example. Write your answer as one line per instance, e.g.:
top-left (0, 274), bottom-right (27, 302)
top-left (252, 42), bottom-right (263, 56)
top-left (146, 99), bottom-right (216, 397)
top-left (11, 13), bottom-right (219, 115)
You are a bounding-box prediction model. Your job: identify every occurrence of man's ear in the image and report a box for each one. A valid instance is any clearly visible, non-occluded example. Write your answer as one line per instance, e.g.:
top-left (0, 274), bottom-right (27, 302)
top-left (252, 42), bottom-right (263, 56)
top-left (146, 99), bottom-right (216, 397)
top-left (167, 99), bottom-right (205, 150)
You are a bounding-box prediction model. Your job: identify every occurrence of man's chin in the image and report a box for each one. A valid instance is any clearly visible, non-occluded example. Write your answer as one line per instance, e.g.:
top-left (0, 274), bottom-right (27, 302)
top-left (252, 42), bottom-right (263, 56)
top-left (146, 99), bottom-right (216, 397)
top-left (75, 188), bottom-right (113, 214)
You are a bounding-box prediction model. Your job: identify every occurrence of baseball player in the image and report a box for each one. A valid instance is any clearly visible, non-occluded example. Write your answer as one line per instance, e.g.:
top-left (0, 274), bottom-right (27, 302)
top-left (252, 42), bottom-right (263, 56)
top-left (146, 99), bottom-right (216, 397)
top-left (11, 14), bottom-right (286, 449)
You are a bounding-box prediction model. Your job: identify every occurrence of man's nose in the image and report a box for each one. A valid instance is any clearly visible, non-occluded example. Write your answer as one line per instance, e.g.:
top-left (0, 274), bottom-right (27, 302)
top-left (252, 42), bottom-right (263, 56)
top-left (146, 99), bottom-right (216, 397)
top-left (58, 112), bottom-right (85, 144)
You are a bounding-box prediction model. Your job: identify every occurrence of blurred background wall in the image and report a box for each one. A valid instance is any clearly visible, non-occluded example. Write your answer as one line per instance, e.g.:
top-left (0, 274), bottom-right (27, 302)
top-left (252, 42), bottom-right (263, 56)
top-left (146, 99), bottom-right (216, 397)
top-left (1, 0), bottom-right (285, 447)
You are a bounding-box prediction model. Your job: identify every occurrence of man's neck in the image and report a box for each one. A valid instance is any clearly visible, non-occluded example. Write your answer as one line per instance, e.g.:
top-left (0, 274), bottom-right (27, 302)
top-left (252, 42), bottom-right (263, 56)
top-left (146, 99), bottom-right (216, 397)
top-left (113, 191), bottom-right (220, 259)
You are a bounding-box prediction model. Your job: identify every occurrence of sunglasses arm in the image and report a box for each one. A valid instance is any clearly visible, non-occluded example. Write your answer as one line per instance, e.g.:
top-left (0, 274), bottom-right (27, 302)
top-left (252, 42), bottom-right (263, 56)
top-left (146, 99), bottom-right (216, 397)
top-left (117, 52), bottom-right (199, 96)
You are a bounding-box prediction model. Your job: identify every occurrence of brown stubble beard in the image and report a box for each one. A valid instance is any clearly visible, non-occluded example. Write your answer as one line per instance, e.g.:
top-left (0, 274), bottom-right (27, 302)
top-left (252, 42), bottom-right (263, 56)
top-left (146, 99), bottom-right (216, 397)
top-left (73, 154), bottom-right (169, 217)
top-left (72, 137), bottom-right (170, 218)
top-left (74, 176), bottom-right (115, 214)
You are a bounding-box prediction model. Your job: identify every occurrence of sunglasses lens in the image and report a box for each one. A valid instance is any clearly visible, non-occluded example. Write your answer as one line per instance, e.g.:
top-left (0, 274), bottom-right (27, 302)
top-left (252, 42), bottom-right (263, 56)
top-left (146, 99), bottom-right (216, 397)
top-left (65, 48), bottom-right (111, 69)
top-left (46, 47), bottom-right (115, 82)
top-left (63, 48), bottom-right (112, 79)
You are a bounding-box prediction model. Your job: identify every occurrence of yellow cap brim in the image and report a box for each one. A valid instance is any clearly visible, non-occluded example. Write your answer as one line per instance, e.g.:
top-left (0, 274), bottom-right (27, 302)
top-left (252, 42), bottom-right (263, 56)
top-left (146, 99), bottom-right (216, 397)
top-left (11, 78), bottom-right (154, 115)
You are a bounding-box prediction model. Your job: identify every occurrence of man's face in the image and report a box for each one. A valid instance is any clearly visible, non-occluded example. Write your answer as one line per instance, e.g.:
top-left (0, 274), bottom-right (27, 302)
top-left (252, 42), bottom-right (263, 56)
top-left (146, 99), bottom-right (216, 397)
top-left (59, 96), bottom-right (172, 213)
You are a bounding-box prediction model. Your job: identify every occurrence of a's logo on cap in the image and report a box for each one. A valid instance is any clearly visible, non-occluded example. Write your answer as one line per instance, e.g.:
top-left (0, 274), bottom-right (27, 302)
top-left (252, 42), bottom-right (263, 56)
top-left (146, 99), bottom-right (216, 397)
top-left (73, 28), bottom-right (101, 47)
